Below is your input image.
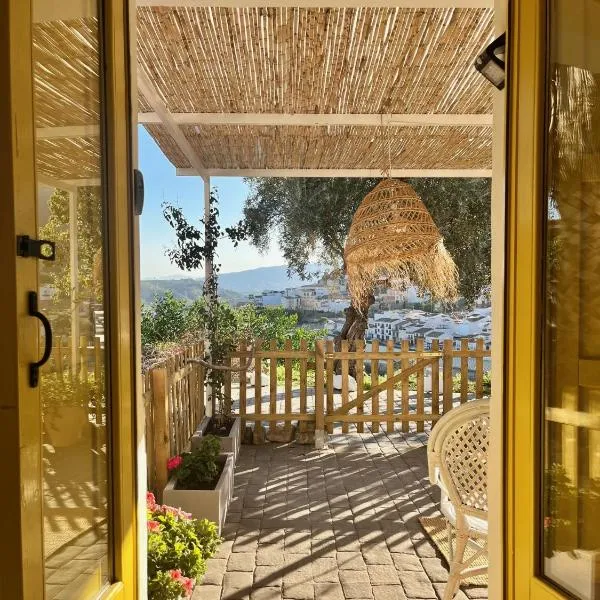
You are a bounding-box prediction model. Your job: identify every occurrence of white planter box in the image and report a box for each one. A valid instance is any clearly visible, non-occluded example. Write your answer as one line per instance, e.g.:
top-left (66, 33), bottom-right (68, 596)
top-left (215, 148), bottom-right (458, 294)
top-left (191, 416), bottom-right (241, 463)
top-left (163, 454), bottom-right (234, 535)
top-left (544, 549), bottom-right (600, 599)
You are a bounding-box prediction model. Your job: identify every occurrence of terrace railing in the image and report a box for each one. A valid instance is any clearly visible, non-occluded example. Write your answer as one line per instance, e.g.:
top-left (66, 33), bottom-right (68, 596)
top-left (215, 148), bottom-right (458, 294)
top-left (50, 336), bottom-right (489, 494)
top-left (227, 337), bottom-right (491, 437)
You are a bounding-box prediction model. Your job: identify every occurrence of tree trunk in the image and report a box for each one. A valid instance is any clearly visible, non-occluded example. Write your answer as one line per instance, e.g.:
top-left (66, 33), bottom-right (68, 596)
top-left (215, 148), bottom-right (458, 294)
top-left (334, 293), bottom-right (375, 377)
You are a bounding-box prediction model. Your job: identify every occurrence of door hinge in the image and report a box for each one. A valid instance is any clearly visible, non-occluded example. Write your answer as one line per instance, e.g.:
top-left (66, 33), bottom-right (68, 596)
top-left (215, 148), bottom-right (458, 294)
top-left (16, 235), bottom-right (56, 261)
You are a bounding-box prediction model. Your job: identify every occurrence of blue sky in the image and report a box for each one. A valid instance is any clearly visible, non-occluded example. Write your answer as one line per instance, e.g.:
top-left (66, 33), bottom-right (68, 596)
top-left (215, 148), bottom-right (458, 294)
top-left (138, 126), bottom-right (283, 279)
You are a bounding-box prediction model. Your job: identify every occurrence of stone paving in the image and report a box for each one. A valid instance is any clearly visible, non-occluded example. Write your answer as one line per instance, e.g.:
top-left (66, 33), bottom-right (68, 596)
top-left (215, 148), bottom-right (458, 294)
top-left (192, 427), bottom-right (488, 600)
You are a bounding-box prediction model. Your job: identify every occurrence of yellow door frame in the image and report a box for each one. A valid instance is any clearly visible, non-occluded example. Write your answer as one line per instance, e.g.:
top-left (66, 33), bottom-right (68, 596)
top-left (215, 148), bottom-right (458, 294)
top-left (104, 0), bottom-right (138, 597)
top-left (0, 0), bottom-right (43, 596)
top-left (0, 0), bottom-right (138, 597)
top-left (505, 0), bottom-right (567, 598)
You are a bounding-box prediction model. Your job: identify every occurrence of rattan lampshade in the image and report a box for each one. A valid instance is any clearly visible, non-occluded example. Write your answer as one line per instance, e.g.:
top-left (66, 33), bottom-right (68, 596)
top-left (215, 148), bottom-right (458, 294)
top-left (344, 178), bottom-right (458, 307)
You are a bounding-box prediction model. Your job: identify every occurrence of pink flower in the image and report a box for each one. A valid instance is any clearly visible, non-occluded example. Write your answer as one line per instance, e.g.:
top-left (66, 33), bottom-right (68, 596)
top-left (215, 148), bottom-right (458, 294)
top-left (167, 455), bottom-right (183, 471)
top-left (177, 508), bottom-right (192, 520)
top-left (181, 576), bottom-right (195, 596)
top-left (146, 491), bottom-right (157, 510)
top-left (162, 505), bottom-right (178, 517)
top-left (159, 504), bottom-right (192, 520)
top-left (147, 520), bottom-right (161, 533)
top-left (167, 570), bottom-right (195, 596)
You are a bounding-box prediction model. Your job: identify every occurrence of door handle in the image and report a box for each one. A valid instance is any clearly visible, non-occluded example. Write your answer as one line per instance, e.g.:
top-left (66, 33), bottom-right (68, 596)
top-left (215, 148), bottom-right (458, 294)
top-left (28, 291), bottom-right (52, 387)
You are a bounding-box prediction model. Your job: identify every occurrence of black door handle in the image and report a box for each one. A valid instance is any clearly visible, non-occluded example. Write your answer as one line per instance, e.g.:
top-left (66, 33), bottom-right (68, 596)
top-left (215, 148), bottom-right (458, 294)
top-left (28, 291), bottom-right (52, 387)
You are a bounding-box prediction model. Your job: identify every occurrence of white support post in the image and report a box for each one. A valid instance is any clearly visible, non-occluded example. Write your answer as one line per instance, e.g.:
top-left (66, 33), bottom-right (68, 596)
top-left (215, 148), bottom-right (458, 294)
top-left (203, 175), bottom-right (214, 418)
top-left (68, 190), bottom-right (80, 375)
top-left (203, 176), bottom-right (213, 296)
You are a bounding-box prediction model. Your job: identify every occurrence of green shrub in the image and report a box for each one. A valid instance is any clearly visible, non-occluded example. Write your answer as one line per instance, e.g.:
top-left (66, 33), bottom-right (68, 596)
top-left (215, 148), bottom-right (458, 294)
top-left (142, 291), bottom-right (190, 346)
top-left (452, 371), bottom-right (492, 395)
top-left (275, 364), bottom-right (316, 386)
top-left (41, 371), bottom-right (104, 416)
top-left (482, 371), bottom-right (491, 394)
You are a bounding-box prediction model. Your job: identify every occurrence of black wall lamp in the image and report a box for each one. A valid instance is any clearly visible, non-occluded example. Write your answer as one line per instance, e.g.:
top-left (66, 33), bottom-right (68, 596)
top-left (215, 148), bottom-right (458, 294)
top-left (474, 33), bottom-right (506, 90)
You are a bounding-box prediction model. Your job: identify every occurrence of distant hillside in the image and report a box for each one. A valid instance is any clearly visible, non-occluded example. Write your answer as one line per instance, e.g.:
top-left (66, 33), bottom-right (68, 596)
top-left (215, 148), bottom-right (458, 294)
top-left (141, 264), bottom-right (322, 304)
top-left (140, 279), bottom-right (243, 304)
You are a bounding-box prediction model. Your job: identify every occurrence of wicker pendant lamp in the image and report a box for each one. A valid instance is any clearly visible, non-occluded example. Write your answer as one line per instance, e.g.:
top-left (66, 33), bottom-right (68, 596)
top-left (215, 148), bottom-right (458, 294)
top-left (344, 178), bottom-right (458, 308)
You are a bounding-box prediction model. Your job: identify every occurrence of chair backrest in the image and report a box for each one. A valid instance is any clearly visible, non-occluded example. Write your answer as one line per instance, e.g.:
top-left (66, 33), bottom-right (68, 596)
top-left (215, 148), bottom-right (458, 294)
top-left (428, 400), bottom-right (490, 518)
top-left (432, 400), bottom-right (490, 519)
top-left (427, 399), bottom-right (489, 485)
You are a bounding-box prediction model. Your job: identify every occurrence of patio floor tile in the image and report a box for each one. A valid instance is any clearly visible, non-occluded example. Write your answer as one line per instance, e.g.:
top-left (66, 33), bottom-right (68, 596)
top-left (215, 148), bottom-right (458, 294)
top-left (194, 428), bottom-right (488, 600)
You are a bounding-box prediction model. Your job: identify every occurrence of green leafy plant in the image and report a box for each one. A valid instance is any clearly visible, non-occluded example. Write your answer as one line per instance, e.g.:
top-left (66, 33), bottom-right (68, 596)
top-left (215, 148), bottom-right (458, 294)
top-left (146, 491), bottom-right (222, 599)
top-left (543, 463), bottom-right (576, 557)
top-left (167, 435), bottom-right (221, 490)
top-left (452, 371), bottom-right (491, 395)
top-left (482, 371), bottom-right (491, 394)
top-left (39, 187), bottom-right (104, 305)
top-left (41, 372), bottom-right (103, 417)
top-left (148, 570), bottom-right (194, 600)
top-left (194, 519), bottom-right (221, 559)
top-left (142, 291), bottom-right (191, 347)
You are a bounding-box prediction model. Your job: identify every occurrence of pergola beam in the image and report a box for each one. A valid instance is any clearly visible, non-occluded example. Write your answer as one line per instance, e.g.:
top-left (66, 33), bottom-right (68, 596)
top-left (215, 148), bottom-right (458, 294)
top-left (139, 112), bottom-right (492, 128)
top-left (38, 175), bottom-right (79, 194)
top-left (176, 168), bottom-right (492, 178)
top-left (37, 125), bottom-right (101, 139)
top-left (137, 67), bottom-right (206, 174)
top-left (138, 0), bottom-right (493, 8)
top-left (62, 178), bottom-right (102, 187)
top-left (37, 176), bottom-right (102, 191)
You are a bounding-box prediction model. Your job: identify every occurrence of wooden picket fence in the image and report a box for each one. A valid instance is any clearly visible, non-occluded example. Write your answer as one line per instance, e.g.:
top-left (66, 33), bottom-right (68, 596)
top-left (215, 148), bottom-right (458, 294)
top-left (50, 337), bottom-right (206, 496)
top-left (49, 335), bottom-right (105, 426)
top-left (227, 337), bottom-right (490, 435)
top-left (49, 336), bottom-right (489, 492)
top-left (143, 343), bottom-right (205, 496)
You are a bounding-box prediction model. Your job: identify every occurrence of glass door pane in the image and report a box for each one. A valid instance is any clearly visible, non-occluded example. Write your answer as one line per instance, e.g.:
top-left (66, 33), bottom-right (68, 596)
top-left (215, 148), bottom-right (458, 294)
top-left (541, 1), bottom-right (600, 598)
top-left (33, 2), bottom-right (111, 598)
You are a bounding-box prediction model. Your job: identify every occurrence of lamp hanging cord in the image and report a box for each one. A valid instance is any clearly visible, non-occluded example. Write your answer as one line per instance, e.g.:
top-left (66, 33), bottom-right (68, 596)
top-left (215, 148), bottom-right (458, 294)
top-left (380, 114), bottom-right (392, 179)
top-left (388, 121), bottom-right (392, 177)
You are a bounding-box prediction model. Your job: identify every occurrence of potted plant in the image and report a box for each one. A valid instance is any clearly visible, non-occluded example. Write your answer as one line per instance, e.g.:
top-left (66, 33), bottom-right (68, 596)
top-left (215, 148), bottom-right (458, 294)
top-left (542, 466), bottom-right (600, 599)
top-left (42, 372), bottom-right (96, 448)
top-left (162, 435), bottom-right (234, 534)
top-left (191, 414), bottom-right (241, 462)
top-left (147, 491), bottom-right (222, 600)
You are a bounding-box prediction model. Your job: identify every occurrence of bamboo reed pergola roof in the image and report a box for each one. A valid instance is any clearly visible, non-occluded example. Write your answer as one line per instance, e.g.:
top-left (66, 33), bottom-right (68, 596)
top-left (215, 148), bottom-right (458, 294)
top-left (34, 1), bottom-right (495, 187)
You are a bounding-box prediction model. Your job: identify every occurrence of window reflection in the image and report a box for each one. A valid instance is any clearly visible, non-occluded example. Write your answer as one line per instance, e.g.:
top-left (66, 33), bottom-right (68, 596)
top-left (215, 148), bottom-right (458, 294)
top-left (33, 4), bottom-right (110, 598)
top-left (541, 2), bottom-right (600, 598)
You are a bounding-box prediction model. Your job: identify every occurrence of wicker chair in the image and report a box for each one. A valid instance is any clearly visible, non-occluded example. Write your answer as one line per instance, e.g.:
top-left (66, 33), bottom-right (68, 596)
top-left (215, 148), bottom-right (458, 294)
top-left (427, 400), bottom-right (490, 600)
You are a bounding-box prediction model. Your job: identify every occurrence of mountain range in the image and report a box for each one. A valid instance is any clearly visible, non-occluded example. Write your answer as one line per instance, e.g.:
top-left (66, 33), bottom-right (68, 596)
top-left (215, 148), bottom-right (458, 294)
top-left (141, 264), bottom-right (322, 304)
